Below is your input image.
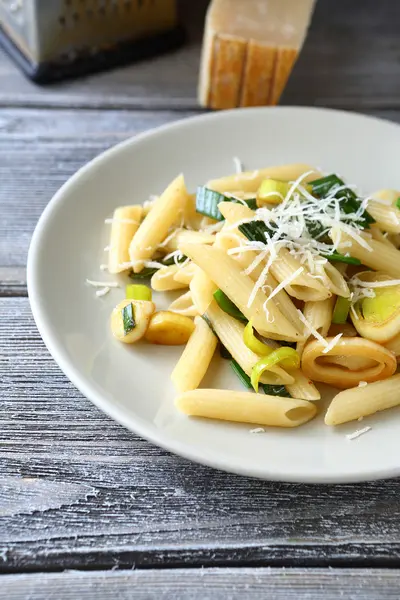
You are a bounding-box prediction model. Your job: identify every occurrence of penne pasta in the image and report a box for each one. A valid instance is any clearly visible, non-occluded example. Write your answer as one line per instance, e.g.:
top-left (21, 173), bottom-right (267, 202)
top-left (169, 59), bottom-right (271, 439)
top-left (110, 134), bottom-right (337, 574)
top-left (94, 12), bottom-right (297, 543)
top-left (207, 163), bottom-right (321, 194)
top-left (161, 229), bottom-right (216, 253)
top-left (368, 189), bottom-right (400, 233)
top-left (171, 316), bottom-right (218, 392)
top-left (317, 262), bottom-right (350, 298)
top-left (369, 224), bottom-right (396, 248)
top-left (129, 174), bottom-right (190, 271)
top-left (189, 267), bottom-right (217, 315)
top-left (215, 227), bottom-right (305, 336)
top-left (175, 389), bottom-right (317, 428)
top-left (286, 369), bottom-right (321, 401)
top-left (168, 291), bottom-right (198, 317)
top-left (205, 301), bottom-right (295, 385)
top-left (151, 264), bottom-right (188, 292)
top-left (219, 202), bottom-right (330, 301)
top-left (181, 242), bottom-right (303, 342)
top-left (107, 205), bottom-right (143, 273)
top-left (301, 337), bottom-right (397, 389)
top-left (330, 227), bottom-right (400, 279)
top-left (325, 373), bottom-right (400, 425)
top-left (297, 297), bottom-right (335, 355)
top-left (173, 262), bottom-right (197, 285)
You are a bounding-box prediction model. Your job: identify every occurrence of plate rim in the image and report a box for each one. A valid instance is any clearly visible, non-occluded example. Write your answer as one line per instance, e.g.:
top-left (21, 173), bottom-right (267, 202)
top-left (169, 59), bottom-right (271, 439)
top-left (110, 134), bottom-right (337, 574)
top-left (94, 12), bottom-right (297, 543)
top-left (27, 105), bottom-right (400, 484)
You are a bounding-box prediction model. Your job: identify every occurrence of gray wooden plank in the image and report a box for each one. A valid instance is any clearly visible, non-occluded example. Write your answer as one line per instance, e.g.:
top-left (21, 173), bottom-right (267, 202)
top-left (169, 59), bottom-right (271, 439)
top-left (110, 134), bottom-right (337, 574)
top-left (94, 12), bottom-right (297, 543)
top-left (1, 0), bottom-right (400, 110)
top-left (0, 108), bottom-right (195, 270)
top-left (2, 297), bottom-right (400, 571)
top-left (3, 568), bottom-right (400, 600)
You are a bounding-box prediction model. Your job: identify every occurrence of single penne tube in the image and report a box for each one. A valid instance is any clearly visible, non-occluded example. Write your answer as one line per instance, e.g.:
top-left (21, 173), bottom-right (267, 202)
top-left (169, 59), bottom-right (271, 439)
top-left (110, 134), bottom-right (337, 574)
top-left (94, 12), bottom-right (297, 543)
top-left (368, 189), bottom-right (400, 233)
top-left (369, 224), bottom-right (396, 248)
top-left (325, 373), bottom-right (400, 425)
top-left (205, 301), bottom-right (294, 386)
top-left (175, 389), bottom-right (317, 428)
top-left (171, 316), bottom-right (218, 392)
top-left (168, 291), bottom-right (198, 317)
top-left (180, 242), bottom-right (302, 342)
top-left (297, 297), bottom-right (336, 355)
top-left (173, 262), bottom-right (197, 285)
top-left (151, 265), bottom-right (188, 292)
top-left (286, 369), bottom-right (321, 401)
top-left (161, 229), bottom-right (216, 253)
top-left (317, 262), bottom-right (350, 298)
top-left (129, 174), bottom-right (190, 271)
top-left (189, 267), bottom-right (217, 315)
top-left (301, 337), bottom-right (397, 389)
top-left (330, 227), bottom-right (400, 279)
top-left (107, 205), bottom-right (143, 273)
top-left (207, 163), bottom-right (321, 194)
top-left (215, 227), bottom-right (305, 336)
top-left (219, 202), bottom-right (330, 302)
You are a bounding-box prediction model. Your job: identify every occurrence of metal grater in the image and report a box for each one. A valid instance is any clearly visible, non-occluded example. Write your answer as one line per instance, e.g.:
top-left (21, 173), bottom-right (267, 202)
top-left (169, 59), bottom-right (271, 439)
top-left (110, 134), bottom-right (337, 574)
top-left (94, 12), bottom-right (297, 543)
top-left (0, 0), bottom-right (184, 83)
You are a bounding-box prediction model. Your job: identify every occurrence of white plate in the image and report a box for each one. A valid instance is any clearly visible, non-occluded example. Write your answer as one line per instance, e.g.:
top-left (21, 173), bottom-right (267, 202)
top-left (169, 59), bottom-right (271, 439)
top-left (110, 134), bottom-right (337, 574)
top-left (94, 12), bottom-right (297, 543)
top-left (28, 107), bottom-right (400, 483)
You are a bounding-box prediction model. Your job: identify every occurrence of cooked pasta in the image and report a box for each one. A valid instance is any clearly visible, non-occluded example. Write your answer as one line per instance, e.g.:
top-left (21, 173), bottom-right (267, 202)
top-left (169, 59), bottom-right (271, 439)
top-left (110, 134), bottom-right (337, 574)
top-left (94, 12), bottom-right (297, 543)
top-left (107, 205), bottom-right (143, 273)
top-left (102, 163), bottom-right (400, 431)
top-left (176, 389), bottom-right (317, 427)
top-left (171, 316), bottom-right (218, 392)
top-left (325, 373), bottom-right (400, 425)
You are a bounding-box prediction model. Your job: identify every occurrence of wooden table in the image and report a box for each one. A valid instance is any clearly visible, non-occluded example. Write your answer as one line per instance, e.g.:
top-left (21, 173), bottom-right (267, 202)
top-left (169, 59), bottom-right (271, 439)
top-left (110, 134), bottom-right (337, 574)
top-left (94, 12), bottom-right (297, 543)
top-left (2, 1), bottom-right (400, 597)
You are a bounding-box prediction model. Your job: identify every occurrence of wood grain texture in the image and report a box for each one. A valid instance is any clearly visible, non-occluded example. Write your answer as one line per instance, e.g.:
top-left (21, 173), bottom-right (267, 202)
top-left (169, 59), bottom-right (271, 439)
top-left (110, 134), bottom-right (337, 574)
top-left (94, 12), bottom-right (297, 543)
top-left (3, 568), bottom-right (400, 599)
top-left (1, 0), bottom-right (400, 110)
top-left (1, 107), bottom-right (400, 280)
top-left (2, 297), bottom-right (400, 573)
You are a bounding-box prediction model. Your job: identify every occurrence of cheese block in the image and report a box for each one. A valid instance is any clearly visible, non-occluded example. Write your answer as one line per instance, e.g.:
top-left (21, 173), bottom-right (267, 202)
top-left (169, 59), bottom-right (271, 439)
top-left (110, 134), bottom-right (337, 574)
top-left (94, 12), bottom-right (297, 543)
top-left (198, 0), bottom-right (316, 109)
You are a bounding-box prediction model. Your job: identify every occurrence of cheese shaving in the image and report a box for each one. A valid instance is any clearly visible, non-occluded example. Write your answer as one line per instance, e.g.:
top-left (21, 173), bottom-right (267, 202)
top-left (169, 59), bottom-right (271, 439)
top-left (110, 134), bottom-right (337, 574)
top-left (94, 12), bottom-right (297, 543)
top-left (264, 267), bottom-right (304, 306)
top-left (346, 426), bottom-right (371, 440)
top-left (96, 286), bottom-right (111, 297)
top-left (250, 427), bottom-right (265, 434)
top-left (297, 310), bottom-right (329, 347)
top-left (86, 279), bottom-right (120, 288)
top-left (321, 333), bottom-right (343, 354)
top-left (358, 381), bottom-right (368, 387)
top-left (233, 156), bottom-right (243, 174)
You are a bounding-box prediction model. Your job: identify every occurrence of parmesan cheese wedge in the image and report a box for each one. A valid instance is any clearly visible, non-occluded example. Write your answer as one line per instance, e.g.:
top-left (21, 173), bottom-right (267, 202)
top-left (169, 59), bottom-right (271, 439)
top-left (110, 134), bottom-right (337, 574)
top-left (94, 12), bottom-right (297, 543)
top-left (198, 0), bottom-right (317, 109)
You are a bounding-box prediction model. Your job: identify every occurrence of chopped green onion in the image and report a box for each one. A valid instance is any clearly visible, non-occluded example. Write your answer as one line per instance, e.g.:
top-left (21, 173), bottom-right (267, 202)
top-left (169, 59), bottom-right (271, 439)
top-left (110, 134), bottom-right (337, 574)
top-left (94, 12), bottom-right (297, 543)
top-left (220, 344), bottom-right (232, 359)
top-left (230, 359), bottom-right (290, 396)
top-left (213, 289), bottom-right (247, 323)
top-left (257, 179), bottom-right (312, 205)
top-left (243, 320), bottom-right (273, 356)
top-left (196, 187), bottom-right (229, 221)
top-left (196, 186), bottom-right (258, 221)
top-left (126, 284), bottom-right (152, 301)
top-left (323, 252), bottom-right (361, 265)
top-left (129, 266), bottom-right (158, 279)
top-left (332, 296), bottom-right (351, 324)
top-left (230, 360), bottom-right (252, 389)
top-left (310, 174), bottom-right (375, 228)
top-left (251, 348), bottom-right (300, 392)
top-left (162, 254), bottom-right (187, 266)
top-left (238, 220), bottom-right (273, 243)
top-left (262, 384), bottom-right (291, 398)
top-left (122, 303), bottom-right (136, 336)
top-left (396, 197), bottom-right (400, 210)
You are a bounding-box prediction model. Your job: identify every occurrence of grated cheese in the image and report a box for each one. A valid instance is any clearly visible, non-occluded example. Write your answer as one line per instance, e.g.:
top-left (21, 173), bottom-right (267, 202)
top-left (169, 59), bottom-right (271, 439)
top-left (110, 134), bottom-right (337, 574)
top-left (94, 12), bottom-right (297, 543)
top-left (86, 279), bottom-right (120, 288)
top-left (346, 426), bottom-right (371, 440)
top-left (96, 286), bottom-right (111, 297)
top-left (233, 156), bottom-right (243, 174)
top-left (358, 381), bottom-right (368, 387)
top-left (264, 267), bottom-right (304, 306)
top-left (297, 310), bottom-right (329, 347)
top-left (250, 427), bottom-right (265, 434)
top-left (321, 333), bottom-right (343, 354)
